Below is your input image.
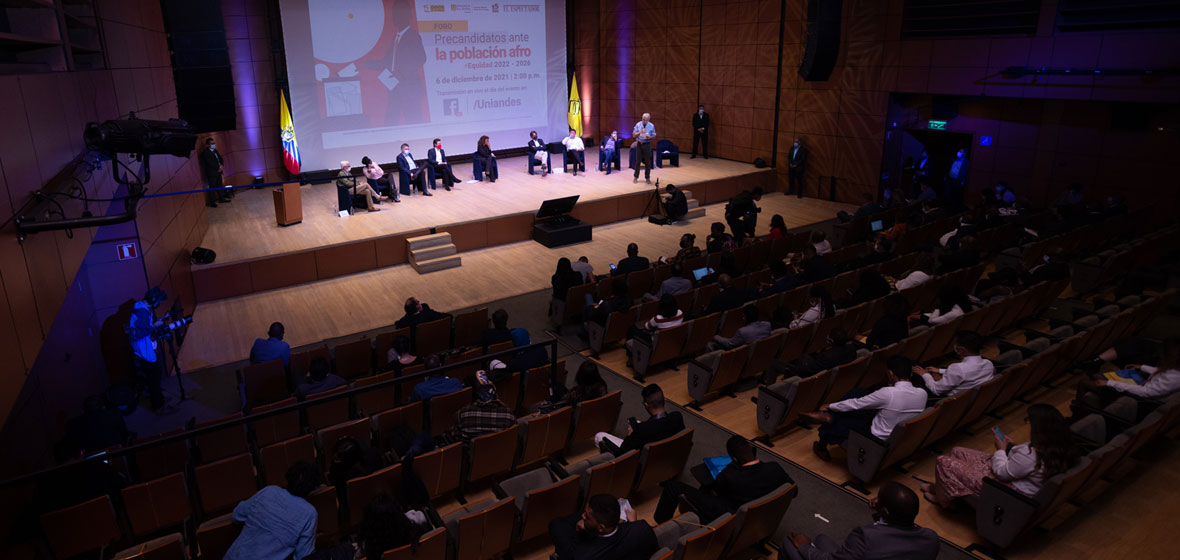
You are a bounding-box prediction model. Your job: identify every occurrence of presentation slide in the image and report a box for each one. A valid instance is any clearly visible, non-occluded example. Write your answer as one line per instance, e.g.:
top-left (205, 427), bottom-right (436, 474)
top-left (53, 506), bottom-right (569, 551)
top-left (278, 0), bottom-right (568, 170)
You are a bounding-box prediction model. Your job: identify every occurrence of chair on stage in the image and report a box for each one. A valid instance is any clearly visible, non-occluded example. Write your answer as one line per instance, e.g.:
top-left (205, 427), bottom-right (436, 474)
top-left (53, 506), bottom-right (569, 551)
top-left (656, 139), bottom-right (680, 168)
top-left (563, 147), bottom-right (586, 175)
top-left (398, 164), bottom-right (433, 196)
top-left (472, 155), bottom-right (499, 181)
top-left (336, 182), bottom-right (368, 215)
top-left (598, 141), bottom-right (621, 173)
top-left (527, 143), bottom-right (559, 175)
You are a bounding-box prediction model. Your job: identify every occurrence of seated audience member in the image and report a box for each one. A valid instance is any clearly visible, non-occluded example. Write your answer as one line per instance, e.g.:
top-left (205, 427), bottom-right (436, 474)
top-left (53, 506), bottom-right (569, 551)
top-left (546, 361), bottom-right (609, 410)
top-left (917, 284), bottom-right (973, 326)
top-left (585, 278), bottom-right (632, 326)
top-left (796, 244), bottom-right (835, 283)
top-left (506, 328), bottom-right (549, 374)
top-left (595, 384), bottom-right (685, 456)
top-left (571, 256), bottom-right (595, 282)
top-left (1053, 181), bottom-right (1085, 208)
top-left (1078, 336), bottom-right (1160, 373)
top-left (327, 436), bottom-right (381, 491)
top-left (663, 184), bottom-right (689, 223)
top-left (976, 247), bottom-right (1070, 301)
top-left (443, 377), bottom-right (516, 444)
top-left (850, 237), bottom-right (895, 270)
top-left (842, 269), bottom-right (891, 308)
top-left (804, 356), bottom-right (927, 461)
top-left (762, 328), bottom-right (858, 384)
top-left (250, 322), bottom-right (291, 366)
top-left (914, 183), bottom-right (938, 204)
top-left (225, 462), bottom-right (319, 560)
top-left (705, 274), bottom-right (751, 315)
top-left (352, 493), bottom-right (428, 560)
top-left (562, 129), bottom-right (586, 175)
top-left (613, 242), bottom-right (650, 276)
top-left (552, 257), bottom-right (586, 303)
top-left (994, 181), bottom-right (1017, 204)
top-left (710, 304), bottom-right (771, 351)
top-left (865, 294), bottom-right (910, 349)
top-left (939, 217), bottom-right (977, 250)
top-left (924, 403), bottom-right (1077, 508)
top-left (758, 260), bottom-right (798, 297)
top-left (409, 360), bottom-right (463, 402)
top-left (337, 160), bottom-right (386, 212)
top-left (396, 144), bottom-right (431, 196)
top-left (780, 481), bottom-right (939, 560)
top-left (789, 285), bottom-right (834, 329)
top-left (386, 335), bottom-right (421, 375)
top-left (700, 252), bottom-right (741, 285)
top-left (706, 221), bottom-right (735, 253)
top-left (893, 252), bottom-right (935, 291)
top-left (809, 230), bottom-right (832, 255)
top-left (549, 494), bottom-right (658, 560)
top-left (478, 309), bottom-right (513, 349)
top-left (767, 214), bottom-right (788, 240)
top-left (296, 357), bottom-right (346, 400)
top-left (672, 233), bottom-right (702, 263)
top-left (653, 435), bottom-right (793, 524)
top-left (936, 235), bottom-right (980, 274)
top-left (837, 194), bottom-right (883, 223)
top-left (528, 130), bottom-right (549, 176)
top-left (912, 331), bottom-right (994, 397)
top-left (63, 396), bottom-right (130, 456)
top-left (643, 262), bottom-right (692, 301)
top-left (395, 297), bottom-right (451, 330)
top-left (1077, 337), bottom-right (1180, 405)
top-left (599, 130), bottom-right (619, 174)
top-left (629, 294), bottom-right (684, 346)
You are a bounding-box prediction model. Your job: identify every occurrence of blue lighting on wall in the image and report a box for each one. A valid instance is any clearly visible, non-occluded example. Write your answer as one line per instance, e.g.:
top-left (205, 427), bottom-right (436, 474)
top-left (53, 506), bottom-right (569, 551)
top-left (980, 136), bottom-right (992, 146)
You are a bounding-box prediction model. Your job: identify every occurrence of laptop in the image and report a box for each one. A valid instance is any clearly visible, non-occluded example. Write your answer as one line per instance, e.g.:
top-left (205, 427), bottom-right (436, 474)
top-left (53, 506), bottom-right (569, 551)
top-left (703, 456), bottom-right (733, 479)
top-left (692, 266), bottom-right (714, 281)
top-left (870, 219), bottom-right (884, 232)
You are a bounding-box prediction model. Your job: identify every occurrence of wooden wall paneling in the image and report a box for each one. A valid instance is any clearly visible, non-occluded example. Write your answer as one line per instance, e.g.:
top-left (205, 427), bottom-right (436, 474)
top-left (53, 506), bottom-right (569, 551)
top-left (193, 263), bottom-right (254, 303)
top-left (250, 251), bottom-right (318, 292)
top-left (314, 241), bottom-right (378, 280)
top-left (440, 221), bottom-right (488, 253)
top-left (484, 214), bottom-right (534, 247)
top-left (571, 198), bottom-right (619, 226)
top-left (375, 230), bottom-right (428, 268)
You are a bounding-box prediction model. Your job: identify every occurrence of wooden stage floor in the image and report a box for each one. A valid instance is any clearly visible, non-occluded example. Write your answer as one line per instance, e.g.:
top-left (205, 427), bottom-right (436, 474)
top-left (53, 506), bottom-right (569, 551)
top-left (202, 149), bottom-right (765, 264)
top-left (177, 192), bottom-right (855, 372)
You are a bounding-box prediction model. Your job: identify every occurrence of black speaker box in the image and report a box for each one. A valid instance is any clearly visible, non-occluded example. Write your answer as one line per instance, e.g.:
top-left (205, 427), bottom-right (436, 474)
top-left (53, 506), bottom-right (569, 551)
top-left (798, 0), bottom-right (843, 82)
top-left (161, 0), bottom-right (237, 133)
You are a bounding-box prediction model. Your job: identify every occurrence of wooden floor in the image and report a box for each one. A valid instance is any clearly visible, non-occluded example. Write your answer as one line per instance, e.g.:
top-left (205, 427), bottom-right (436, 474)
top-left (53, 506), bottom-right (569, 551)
top-left (587, 313), bottom-right (1180, 560)
top-left (202, 149), bottom-right (765, 264)
top-left (177, 193), bottom-right (855, 372)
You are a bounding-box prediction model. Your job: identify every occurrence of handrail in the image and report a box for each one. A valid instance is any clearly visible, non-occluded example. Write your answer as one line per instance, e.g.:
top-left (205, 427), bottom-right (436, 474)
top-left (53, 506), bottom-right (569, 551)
top-left (0, 337), bottom-right (560, 490)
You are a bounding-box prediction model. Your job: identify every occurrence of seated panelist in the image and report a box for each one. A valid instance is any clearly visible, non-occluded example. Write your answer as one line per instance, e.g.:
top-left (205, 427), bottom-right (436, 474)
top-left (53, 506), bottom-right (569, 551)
top-left (562, 129), bottom-right (585, 176)
top-left (397, 143), bottom-right (431, 196)
top-left (426, 138), bottom-right (457, 190)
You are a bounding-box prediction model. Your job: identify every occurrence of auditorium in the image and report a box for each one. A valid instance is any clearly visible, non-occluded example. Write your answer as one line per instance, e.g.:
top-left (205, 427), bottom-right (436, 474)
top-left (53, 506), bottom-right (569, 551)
top-left (2, 1), bottom-right (1179, 559)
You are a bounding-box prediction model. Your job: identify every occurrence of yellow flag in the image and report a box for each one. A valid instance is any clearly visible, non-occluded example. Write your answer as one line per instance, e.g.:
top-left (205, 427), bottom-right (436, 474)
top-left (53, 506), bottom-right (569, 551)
top-left (567, 74), bottom-right (582, 137)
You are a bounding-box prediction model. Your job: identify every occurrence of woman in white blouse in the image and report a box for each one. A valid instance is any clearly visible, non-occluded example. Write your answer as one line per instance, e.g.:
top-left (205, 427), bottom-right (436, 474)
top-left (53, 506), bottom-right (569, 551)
top-left (894, 252), bottom-right (935, 291)
top-left (922, 404), bottom-right (1077, 507)
top-left (921, 284), bottom-right (973, 326)
top-left (790, 285), bottom-right (834, 328)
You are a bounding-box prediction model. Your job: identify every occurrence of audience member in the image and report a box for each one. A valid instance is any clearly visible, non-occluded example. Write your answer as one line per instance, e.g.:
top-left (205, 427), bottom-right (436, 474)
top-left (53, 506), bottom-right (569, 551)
top-left (549, 494), bottom-right (658, 560)
top-left (917, 284), bottom-right (973, 326)
top-left (924, 404), bottom-right (1077, 508)
top-left (409, 362), bottom-right (463, 402)
top-left (780, 481), bottom-right (939, 560)
top-left (327, 436), bottom-right (381, 491)
top-left (250, 322), bottom-right (291, 366)
top-left (804, 356), bottom-right (926, 462)
top-left (758, 260), bottom-right (798, 297)
top-left (936, 235), bottom-right (979, 274)
top-left (386, 335), bottom-right (421, 375)
top-left (547, 361), bottom-right (609, 409)
top-left (706, 222), bottom-right (735, 253)
top-left (225, 461), bottom-right (319, 560)
top-left (796, 244), bottom-right (835, 283)
top-left (837, 194), bottom-right (882, 223)
top-left (585, 278), bottom-right (631, 326)
top-left (505, 328), bottom-right (548, 373)
top-left (653, 435), bottom-right (793, 523)
top-left (478, 308), bottom-right (513, 349)
top-left (710, 304), bottom-right (771, 351)
top-left (762, 328), bottom-right (858, 384)
top-left (571, 256), bottom-right (595, 282)
top-left (552, 258), bottom-right (586, 302)
top-left (443, 377), bottom-right (516, 444)
top-left (296, 357), bottom-right (346, 400)
top-left (395, 297), bottom-right (451, 330)
top-left (865, 293), bottom-right (910, 349)
top-left (842, 269), bottom-right (890, 308)
top-left (705, 274), bottom-right (751, 315)
top-left (1077, 337), bottom-right (1180, 405)
top-left (352, 493), bottom-right (427, 560)
top-left (893, 252), bottom-right (935, 291)
top-left (672, 233), bottom-right (702, 263)
top-left (914, 183), bottom-right (937, 204)
top-left (809, 230), bottom-right (831, 255)
top-left (912, 331), bottom-right (994, 397)
top-left (849, 238), bottom-right (894, 270)
top-left (643, 262), bottom-right (692, 301)
top-left (994, 181), bottom-right (1016, 204)
top-left (612, 243), bottom-right (650, 276)
top-left (767, 214), bottom-right (788, 240)
top-left (595, 384), bottom-right (684, 455)
top-left (789, 285), bottom-right (834, 328)
top-left (1053, 182), bottom-right (1085, 208)
top-left (629, 294), bottom-right (684, 346)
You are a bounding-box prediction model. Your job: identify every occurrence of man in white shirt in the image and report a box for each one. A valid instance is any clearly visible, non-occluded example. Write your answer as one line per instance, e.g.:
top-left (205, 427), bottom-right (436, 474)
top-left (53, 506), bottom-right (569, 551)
top-left (804, 355), bottom-right (927, 461)
top-left (913, 331), bottom-right (994, 397)
top-left (562, 129), bottom-right (586, 176)
top-left (571, 256), bottom-right (594, 282)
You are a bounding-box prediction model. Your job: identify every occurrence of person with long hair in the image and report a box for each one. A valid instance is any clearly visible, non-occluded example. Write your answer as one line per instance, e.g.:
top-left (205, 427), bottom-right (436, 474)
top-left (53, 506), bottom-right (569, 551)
top-left (475, 135), bottom-right (497, 182)
top-left (790, 285), bottom-right (834, 328)
top-left (551, 257), bottom-right (584, 302)
top-left (706, 222), bottom-right (735, 253)
top-left (923, 404), bottom-right (1078, 507)
top-left (767, 214), bottom-right (788, 241)
top-left (673, 233), bottom-right (701, 263)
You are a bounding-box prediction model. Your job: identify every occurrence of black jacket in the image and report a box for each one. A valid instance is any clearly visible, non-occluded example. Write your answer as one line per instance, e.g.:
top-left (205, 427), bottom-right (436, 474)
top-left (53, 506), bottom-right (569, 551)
top-left (618, 411), bottom-right (685, 455)
top-left (664, 189), bottom-right (688, 218)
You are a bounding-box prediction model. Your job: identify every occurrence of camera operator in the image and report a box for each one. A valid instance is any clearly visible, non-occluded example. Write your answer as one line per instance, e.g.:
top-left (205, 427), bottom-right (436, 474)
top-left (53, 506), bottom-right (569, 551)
top-left (725, 187), bottom-right (763, 245)
top-left (127, 287), bottom-right (177, 415)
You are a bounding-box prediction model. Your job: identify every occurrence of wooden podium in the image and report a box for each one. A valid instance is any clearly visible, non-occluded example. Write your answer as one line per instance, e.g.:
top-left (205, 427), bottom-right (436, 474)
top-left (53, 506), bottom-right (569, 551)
top-left (272, 183), bottom-right (302, 226)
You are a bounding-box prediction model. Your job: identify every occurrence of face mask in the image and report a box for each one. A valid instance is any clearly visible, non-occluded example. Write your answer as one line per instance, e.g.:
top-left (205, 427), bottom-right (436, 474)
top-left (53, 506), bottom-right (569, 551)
top-left (209, 144), bottom-right (216, 150)
top-left (793, 142), bottom-right (799, 147)
top-left (403, 149), bottom-right (409, 154)
top-left (698, 110), bottom-right (704, 115)
top-left (612, 133), bottom-right (617, 138)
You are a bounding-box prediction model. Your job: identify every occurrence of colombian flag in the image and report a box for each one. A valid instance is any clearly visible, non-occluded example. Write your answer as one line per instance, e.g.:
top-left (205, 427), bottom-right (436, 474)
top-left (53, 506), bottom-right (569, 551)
top-left (568, 74), bottom-right (582, 137)
top-left (280, 90), bottom-right (301, 175)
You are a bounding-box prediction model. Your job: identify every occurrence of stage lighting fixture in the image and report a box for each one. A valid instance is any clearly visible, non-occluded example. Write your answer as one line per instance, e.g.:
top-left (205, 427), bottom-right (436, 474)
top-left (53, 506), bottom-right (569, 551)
top-left (84, 117), bottom-right (197, 158)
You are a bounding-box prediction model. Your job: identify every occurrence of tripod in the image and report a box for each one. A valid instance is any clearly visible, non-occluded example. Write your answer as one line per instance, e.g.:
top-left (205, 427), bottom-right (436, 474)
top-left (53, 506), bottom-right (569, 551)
top-left (642, 179), bottom-right (663, 219)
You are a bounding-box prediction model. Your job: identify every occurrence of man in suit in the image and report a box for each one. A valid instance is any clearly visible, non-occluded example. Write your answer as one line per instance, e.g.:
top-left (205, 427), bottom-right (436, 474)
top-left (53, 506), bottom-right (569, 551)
top-left (788, 138), bottom-right (807, 198)
top-left (663, 184), bottom-right (688, 223)
top-left (394, 297), bottom-right (451, 330)
top-left (549, 494), bottom-right (658, 560)
top-left (199, 138), bottom-right (228, 207)
top-left (691, 104), bottom-right (709, 159)
top-left (653, 436), bottom-right (792, 523)
top-left (595, 384), bottom-right (685, 455)
top-left (528, 130), bottom-right (549, 176)
top-left (710, 304), bottom-right (771, 350)
top-left (382, 0), bottom-right (427, 125)
top-left (944, 148), bottom-right (969, 210)
top-left (426, 138), bottom-right (457, 190)
top-left (779, 481), bottom-right (939, 560)
top-left (397, 143), bottom-right (431, 196)
top-left (705, 274), bottom-right (751, 315)
top-left (612, 243), bottom-right (650, 276)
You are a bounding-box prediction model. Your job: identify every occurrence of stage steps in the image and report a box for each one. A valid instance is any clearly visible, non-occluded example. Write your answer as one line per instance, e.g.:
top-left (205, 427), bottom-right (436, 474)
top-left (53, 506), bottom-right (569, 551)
top-left (661, 189), bottom-right (706, 220)
top-left (407, 232), bottom-right (461, 274)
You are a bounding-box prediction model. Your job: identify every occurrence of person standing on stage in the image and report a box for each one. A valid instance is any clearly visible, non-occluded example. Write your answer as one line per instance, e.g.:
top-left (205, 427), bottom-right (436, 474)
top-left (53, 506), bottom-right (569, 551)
top-left (528, 131), bottom-right (549, 176)
top-left (427, 138), bottom-right (457, 191)
top-left (691, 105), bottom-right (709, 159)
top-left (338, 161), bottom-right (386, 211)
top-left (562, 129), bottom-right (586, 176)
top-left (633, 112), bottom-right (656, 184)
top-left (362, 156), bottom-right (397, 203)
top-left (788, 137), bottom-right (807, 198)
top-left (200, 138), bottom-right (228, 207)
top-left (599, 130), bottom-right (619, 174)
top-left (397, 144), bottom-right (431, 197)
top-left (476, 135), bottom-right (498, 182)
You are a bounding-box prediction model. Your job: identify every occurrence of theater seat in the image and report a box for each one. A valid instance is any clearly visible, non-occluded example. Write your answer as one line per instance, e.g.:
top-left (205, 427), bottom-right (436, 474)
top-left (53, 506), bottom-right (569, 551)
top-left (634, 428), bottom-right (694, 492)
top-left (494, 468), bottom-right (581, 542)
top-left (562, 449), bottom-right (640, 502)
top-left (722, 483), bottom-right (798, 558)
top-left (112, 532), bottom-right (186, 560)
top-left (39, 495), bottom-right (122, 558)
top-left (196, 512), bottom-right (241, 560)
top-left (379, 526), bottom-right (447, 560)
top-left (653, 511), bottom-right (735, 560)
top-left (628, 321), bottom-right (690, 380)
top-left (442, 497), bottom-right (515, 560)
top-left (844, 407), bottom-right (941, 486)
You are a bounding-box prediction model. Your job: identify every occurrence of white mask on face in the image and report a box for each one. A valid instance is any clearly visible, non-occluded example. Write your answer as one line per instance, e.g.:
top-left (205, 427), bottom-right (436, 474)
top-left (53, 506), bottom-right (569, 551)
top-left (403, 149), bottom-right (409, 154)
top-left (698, 109), bottom-right (704, 115)
top-left (612, 133), bottom-right (617, 138)
top-left (209, 144), bottom-right (216, 150)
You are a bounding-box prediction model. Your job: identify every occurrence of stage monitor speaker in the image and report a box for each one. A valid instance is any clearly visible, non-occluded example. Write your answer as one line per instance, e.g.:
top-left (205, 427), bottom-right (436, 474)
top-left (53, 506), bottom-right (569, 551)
top-left (798, 0), bottom-right (843, 82)
top-left (161, 0), bottom-right (236, 133)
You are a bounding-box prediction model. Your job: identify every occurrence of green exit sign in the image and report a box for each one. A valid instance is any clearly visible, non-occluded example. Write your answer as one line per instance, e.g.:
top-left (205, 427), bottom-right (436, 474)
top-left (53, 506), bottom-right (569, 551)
top-left (928, 120), bottom-right (947, 130)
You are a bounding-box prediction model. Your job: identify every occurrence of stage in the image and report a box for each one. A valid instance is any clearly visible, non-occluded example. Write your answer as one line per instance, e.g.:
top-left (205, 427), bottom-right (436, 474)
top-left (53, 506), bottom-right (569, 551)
top-left (191, 149), bottom-right (777, 301)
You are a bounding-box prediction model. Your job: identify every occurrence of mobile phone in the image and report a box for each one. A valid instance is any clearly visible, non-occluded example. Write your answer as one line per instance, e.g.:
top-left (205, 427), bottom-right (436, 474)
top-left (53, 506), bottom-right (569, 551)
top-left (992, 427), bottom-right (1004, 439)
top-left (610, 263), bottom-right (617, 270)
